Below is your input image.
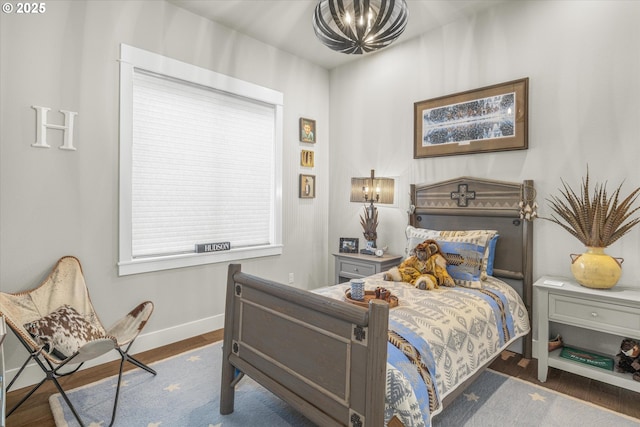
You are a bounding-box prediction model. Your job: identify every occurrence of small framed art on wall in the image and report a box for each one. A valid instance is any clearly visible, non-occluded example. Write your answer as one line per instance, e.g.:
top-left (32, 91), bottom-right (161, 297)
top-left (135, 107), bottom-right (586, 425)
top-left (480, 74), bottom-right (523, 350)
top-left (299, 174), bottom-right (315, 198)
top-left (299, 117), bottom-right (316, 143)
top-left (301, 150), bottom-right (314, 167)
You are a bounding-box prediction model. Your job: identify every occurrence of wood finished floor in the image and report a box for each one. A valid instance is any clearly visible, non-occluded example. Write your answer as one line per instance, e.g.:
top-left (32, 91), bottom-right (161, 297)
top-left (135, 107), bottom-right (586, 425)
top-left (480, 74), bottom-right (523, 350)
top-left (6, 330), bottom-right (640, 426)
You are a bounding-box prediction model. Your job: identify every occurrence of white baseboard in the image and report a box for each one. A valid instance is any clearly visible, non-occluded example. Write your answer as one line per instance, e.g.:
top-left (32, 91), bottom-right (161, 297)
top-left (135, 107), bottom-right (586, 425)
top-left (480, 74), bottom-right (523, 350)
top-left (6, 314), bottom-right (225, 391)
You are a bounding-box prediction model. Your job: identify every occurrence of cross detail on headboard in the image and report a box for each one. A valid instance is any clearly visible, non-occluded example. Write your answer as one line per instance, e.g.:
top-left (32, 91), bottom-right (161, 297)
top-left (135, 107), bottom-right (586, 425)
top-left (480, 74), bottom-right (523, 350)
top-left (450, 183), bottom-right (476, 207)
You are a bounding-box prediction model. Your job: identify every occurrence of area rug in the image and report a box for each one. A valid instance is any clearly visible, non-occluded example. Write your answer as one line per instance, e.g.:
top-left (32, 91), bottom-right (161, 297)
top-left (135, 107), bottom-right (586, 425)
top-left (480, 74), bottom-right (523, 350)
top-left (50, 342), bottom-right (640, 427)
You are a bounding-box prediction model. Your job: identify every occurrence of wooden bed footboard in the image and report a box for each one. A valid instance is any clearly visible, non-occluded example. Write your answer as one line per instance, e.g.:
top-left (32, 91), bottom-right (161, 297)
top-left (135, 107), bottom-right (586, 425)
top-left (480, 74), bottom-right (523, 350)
top-left (220, 264), bottom-right (390, 427)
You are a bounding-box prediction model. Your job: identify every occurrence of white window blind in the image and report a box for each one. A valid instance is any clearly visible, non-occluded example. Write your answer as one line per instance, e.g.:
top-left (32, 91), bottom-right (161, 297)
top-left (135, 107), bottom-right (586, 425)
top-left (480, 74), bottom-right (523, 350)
top-left (132, 71), bottom-right (275, 257)
top-left (119, 44), bottom-right (283, 275)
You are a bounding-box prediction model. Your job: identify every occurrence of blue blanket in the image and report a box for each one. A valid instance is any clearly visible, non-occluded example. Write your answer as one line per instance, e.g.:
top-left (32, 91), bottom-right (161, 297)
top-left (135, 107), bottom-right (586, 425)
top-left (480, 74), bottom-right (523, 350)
top-left (451, 287), bottom-right (515, 347)
top-left (387, 318), bottom-right (439, 425)
top-left (386, 286), bottom-right (516, 426)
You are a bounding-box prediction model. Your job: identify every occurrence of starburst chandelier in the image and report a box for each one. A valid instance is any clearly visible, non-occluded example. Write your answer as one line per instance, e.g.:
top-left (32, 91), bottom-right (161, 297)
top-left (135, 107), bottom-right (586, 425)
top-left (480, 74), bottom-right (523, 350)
top-left (312, 0), bottom-right (409, 54)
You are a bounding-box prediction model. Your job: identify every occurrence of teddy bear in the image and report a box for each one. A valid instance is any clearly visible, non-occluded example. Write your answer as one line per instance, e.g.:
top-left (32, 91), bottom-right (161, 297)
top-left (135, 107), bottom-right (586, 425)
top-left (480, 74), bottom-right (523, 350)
top-left (615, 338), bottom-right (640, 382)
top-left (383, 239), bottom-right (455, 290)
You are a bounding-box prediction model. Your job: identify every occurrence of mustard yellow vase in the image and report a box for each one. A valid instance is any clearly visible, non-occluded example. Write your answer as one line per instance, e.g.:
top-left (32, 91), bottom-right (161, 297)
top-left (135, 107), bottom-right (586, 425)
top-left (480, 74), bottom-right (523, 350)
top-left (570, 247), bottom-right (623, 289)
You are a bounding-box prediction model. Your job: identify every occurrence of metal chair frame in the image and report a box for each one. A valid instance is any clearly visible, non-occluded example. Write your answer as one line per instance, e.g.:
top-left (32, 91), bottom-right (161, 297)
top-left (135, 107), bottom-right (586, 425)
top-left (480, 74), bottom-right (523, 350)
top-left (0, 256), bottom-right (156, 427)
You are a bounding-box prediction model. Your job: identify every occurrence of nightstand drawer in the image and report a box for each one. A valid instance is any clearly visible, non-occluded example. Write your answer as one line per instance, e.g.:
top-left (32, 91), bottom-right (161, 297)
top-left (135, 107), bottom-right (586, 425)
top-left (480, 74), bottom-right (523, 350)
top-left (549, 294), bottom-right (640, 337)
top-left (338, 260), bottom-right (375, 278)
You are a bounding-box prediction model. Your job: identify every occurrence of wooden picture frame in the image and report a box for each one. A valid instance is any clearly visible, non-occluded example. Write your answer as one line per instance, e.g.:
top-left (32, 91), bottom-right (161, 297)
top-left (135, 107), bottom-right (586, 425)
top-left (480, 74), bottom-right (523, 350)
top-left (301, 150), bottom-right (314, 167)
top-left (299, 174), bottom-right (316, 198)
top-left (414, 78), bottom-right (528, 158)
top-left (339, 237), bottom-right (359, 253)
top-left (299, 117), bottom-right (316, 143)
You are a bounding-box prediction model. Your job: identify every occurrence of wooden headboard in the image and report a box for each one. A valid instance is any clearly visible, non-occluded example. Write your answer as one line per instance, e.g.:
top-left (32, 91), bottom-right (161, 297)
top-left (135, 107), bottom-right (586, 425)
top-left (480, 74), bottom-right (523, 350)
top-left (409, 176), bottom-right (534, 358)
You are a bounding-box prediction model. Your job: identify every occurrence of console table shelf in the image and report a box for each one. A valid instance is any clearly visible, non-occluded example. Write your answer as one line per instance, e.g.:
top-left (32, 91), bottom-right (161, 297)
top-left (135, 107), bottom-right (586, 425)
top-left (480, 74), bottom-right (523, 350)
top-left (535, 276), bottom-right (640, 393)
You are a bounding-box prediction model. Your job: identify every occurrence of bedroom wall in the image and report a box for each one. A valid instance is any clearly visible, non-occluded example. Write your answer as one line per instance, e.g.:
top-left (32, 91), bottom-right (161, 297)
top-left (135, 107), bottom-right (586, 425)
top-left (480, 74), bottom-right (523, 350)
top-left (0, 0), bottom-right (329, 386)
top-left (328, 1), bottom-right (640, 289)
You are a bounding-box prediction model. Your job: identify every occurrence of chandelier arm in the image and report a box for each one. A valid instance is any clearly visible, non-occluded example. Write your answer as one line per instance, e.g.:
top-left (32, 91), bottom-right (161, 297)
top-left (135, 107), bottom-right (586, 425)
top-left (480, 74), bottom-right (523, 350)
top-left (371, 0), bottom-right (392, 33)
top-left (364, 7), bottom-right (407, 50)
top-left (321, 0), bottom-right (362, 53)
top-left (378, 2), bottom-right (408, 38)
top-left (330, 0), bottom-right (357, 41)
top-left (314, 4), bottom-right (356, 52)
top-left (354, 0), bottom-right (368, 44)
top-left (368, 14), bottom-right (407, 45)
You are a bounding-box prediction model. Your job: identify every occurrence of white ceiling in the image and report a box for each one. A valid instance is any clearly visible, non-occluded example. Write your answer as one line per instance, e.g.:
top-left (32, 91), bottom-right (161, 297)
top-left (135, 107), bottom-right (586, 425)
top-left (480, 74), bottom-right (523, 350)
top-left (168, 1), bottom-right (505, 69)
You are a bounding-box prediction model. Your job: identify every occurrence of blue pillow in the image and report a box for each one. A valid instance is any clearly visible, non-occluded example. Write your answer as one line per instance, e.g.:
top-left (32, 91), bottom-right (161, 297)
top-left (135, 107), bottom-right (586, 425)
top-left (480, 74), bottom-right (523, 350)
top-left (435, 237), bottom-right (489, 289)
top-left (485, 234), bottom-right (499, 276)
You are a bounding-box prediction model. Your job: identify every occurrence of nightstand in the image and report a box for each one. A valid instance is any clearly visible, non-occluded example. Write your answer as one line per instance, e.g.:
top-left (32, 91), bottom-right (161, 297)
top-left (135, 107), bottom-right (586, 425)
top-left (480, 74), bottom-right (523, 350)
top-left (534, 276), bottom-right (640, 393)
top-left (333, 252), bottom-right (403, 284)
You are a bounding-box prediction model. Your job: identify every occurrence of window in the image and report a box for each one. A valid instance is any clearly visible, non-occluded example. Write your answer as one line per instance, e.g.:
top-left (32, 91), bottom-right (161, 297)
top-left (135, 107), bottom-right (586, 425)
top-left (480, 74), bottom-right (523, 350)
top-left (118, 44), bottom-right (283, 275)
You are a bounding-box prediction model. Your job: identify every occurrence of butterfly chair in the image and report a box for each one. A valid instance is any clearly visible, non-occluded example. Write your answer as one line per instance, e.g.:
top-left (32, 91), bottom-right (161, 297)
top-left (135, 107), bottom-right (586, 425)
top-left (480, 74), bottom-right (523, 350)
top-left (0, 256), bottom-right (155, 427)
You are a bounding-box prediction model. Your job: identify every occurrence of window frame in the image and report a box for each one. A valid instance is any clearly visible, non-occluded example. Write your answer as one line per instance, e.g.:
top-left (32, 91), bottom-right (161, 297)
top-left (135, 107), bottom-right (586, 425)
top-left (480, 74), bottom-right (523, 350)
top-left (118, 44), bottom-right (283, 276)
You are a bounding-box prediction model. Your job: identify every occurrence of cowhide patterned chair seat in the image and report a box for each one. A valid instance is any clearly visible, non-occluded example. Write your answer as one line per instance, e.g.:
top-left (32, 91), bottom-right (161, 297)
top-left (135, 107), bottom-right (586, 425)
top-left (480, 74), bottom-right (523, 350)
top-left (0, 256), bottom-right (155, 427)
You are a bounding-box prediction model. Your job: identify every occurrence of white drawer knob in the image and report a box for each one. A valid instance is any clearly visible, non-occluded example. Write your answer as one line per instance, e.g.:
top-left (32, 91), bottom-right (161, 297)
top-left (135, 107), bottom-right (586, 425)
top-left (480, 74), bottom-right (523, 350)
top-left (354, 267), bottom-right (359, 272)
top-left (591, 312), bottom-right (598, 317)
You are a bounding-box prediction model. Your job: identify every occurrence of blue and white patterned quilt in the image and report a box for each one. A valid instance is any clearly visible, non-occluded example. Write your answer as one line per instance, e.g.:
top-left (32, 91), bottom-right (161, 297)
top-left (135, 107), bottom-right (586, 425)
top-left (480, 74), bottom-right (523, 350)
top-left (314, 273), bottom-right (530, 426)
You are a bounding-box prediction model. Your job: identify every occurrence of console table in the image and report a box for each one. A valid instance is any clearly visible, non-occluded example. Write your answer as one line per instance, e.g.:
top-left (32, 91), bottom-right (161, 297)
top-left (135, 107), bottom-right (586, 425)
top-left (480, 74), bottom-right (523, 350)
top-left (534, 276), bottom-right (640, 392)
top-left (333, 252), bottom-right (402, 284)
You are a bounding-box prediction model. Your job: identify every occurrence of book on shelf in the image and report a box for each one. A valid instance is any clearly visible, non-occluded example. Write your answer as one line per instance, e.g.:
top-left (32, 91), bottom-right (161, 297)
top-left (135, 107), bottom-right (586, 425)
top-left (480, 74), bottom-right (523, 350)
top-left (559, 346), bottom-right (614, 371)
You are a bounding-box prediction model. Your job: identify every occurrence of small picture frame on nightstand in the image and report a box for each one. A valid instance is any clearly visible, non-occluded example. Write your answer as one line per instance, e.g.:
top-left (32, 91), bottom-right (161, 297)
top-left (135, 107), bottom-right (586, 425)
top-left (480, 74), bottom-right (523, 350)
top-left (339, 237), bottom-right (359, 253)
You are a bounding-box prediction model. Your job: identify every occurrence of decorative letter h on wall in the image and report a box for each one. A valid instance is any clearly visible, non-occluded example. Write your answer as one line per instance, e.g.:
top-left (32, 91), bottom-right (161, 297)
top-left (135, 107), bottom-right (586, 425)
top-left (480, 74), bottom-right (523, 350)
top-left (32, 105), bottom-right (78, 150)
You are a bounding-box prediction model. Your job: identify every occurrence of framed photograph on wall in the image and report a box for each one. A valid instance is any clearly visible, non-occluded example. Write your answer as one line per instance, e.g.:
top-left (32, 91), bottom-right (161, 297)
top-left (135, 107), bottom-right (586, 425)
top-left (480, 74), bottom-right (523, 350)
top-left (414, 77), bottom-right (528, 158)
top-left (339, 237), bottom-right (359, 253)
top-left (299, 174), bottom-right (316, 198)
top-left (299, 117), bottom-right (316, 143)
top-left (301, 150), bottom-right (314, 167)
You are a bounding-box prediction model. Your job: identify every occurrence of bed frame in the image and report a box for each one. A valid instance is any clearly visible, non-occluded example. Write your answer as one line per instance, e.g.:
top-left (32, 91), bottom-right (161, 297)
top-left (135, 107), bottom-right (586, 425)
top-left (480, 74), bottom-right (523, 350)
top-left (220, 176), bottom-right (534, 427)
